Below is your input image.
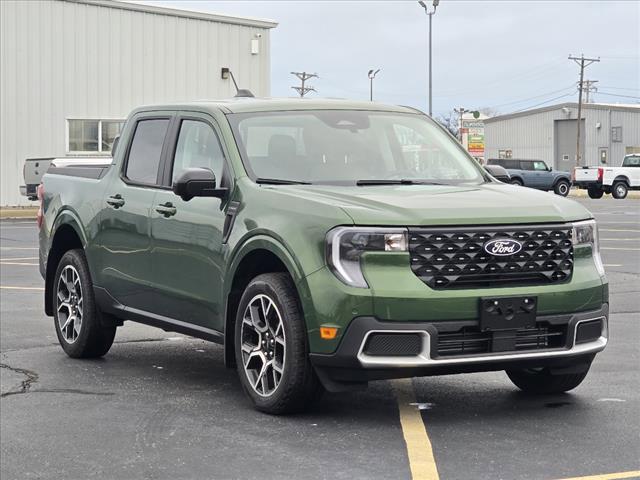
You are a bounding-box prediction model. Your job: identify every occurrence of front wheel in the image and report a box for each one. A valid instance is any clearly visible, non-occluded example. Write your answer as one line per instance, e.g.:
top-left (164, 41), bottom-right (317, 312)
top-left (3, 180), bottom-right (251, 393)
top-left (506, 366), bottom-right (590, 394)
top-left (553, 180), bottom-right (570, 196)
top-left (53, 249), bottom-right (116, 358)
top-left (612, 181), bottom-right (628, 199)
top-left (234, 273), bottom-right (322, 414)
top-left (587, 187), bottom-right (604, 199)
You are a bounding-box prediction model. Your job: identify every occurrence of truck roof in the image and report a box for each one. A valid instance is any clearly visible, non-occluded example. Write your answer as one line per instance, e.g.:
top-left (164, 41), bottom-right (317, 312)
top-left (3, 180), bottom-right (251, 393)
top-left (130, 97), bottom-right (422, 115)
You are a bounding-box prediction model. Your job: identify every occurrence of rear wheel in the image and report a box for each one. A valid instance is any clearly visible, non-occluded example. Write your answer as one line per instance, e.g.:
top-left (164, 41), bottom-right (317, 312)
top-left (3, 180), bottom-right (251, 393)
top-left (553, 179), bottom-right (570, 196)
top-left (234, 273), bottom-right (322, 414)
top-left (587, 187), bottom-right (604, 199)
top-left (510, 178), bottom-right (523, 186)
top-left (53, 249), bottom-right (116, 358)
top-left (506, 366), bottom-right (590, 394)
top-left (612, 181), bottom-right (628, 199)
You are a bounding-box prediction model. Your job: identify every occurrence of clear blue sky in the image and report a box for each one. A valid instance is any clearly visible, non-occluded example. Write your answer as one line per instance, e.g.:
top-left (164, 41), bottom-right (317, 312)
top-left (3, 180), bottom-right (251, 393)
top-left (132, 1), bottom-right (639, 117)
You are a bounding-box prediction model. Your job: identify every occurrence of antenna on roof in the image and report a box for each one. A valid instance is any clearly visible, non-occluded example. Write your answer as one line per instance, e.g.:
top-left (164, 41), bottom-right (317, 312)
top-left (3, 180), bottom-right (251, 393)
top-left (221, 67), bottom-right (255, 98)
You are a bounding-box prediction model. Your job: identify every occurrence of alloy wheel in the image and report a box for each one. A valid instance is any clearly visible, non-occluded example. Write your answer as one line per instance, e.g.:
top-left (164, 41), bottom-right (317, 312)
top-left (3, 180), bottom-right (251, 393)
top-left (240, 294), bottom-right (286, 397)
top-left (56, 265), bottom-right (83, 343)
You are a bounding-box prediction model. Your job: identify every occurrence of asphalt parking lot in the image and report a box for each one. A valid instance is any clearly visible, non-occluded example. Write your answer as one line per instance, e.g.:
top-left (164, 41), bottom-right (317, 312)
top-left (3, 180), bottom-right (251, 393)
top-left (1, 197), bottom-right (639, 480)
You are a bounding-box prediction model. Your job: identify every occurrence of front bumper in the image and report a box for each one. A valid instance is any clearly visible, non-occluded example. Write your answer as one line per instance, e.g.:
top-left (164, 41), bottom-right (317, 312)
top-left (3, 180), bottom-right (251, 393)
top-left (310, 304), bottom-right (608, 391)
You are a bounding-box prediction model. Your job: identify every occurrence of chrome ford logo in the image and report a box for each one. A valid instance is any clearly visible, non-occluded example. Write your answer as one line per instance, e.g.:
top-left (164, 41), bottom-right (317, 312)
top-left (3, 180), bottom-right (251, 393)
top-left (483, 238), bottom-right (522, 256)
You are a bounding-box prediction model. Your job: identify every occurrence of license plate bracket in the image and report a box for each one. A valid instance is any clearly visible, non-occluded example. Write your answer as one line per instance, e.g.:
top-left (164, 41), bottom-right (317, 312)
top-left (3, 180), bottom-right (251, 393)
top-left (479, 296), bottom-right (537, 332)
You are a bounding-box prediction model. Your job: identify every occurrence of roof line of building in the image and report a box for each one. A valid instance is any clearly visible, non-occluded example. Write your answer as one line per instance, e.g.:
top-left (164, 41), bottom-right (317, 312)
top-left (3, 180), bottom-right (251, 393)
top-left (485, 101), bottom-right (640, 123)
top-left (65, 0), bottom-right (278, 29)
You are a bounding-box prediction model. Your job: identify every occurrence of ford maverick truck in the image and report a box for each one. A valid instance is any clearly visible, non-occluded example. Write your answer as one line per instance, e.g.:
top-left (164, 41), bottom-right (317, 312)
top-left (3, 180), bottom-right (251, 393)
top-left (39, 99), bottom-right (608, 414)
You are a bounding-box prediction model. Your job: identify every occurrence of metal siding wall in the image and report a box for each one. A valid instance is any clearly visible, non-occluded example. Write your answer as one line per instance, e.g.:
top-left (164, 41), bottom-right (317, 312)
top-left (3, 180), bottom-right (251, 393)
top-left (485, 106), bottom-right (640, 170)
top-left (0, 0), bottom-right (272, 206)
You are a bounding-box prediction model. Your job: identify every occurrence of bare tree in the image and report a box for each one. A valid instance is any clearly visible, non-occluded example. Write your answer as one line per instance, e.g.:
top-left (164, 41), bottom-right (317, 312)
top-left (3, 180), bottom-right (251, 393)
top-left (436, 110), bottom-right (458, 137)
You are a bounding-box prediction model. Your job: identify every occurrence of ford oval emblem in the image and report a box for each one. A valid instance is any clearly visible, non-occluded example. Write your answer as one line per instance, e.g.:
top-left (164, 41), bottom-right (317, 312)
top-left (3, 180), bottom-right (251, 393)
top-left (483, 238), bottom-right (522, 256)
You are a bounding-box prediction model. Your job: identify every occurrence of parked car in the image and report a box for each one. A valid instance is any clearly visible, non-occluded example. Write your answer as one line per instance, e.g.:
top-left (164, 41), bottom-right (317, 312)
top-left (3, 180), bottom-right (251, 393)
top-left (572, 154), bottom-right (640, 199)
top-left (39, 99), bottom-right (608, 414)
top-left (483, 164), bottom-right (511, 183)
top-left (487, 158), bottom-right (571, 196)
top-left (22, 157), bottom-right (111, 200)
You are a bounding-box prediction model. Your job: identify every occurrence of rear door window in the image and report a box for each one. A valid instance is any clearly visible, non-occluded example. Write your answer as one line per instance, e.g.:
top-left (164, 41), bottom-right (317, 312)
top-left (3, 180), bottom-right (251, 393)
top-left (519, 161), bottom-right (534, 171)
top-left (124, 119), bottom-right (170, 185)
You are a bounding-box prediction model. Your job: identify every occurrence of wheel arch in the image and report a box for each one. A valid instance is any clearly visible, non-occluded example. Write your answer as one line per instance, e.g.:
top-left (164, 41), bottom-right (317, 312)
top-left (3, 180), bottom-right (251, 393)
top-left (44, 212), bottom-right (87, 316)
top-left (223, 235), bottom-right (313, 367)
top-left (613, 175), bottom-right (630, 186)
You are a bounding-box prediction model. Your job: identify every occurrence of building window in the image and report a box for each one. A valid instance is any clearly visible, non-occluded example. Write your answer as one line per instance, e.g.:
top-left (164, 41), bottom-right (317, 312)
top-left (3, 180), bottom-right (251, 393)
top-left (498, 149), bottom-right (512, 159)
top-left (611, 126), bottom-right (623, 143)
top-left (67, 119), bottom-right (125, 154)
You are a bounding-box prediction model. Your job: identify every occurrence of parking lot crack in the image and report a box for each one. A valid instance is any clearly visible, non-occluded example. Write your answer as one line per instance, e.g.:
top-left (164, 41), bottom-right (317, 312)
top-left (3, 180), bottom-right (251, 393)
top-left (0, 363), bottom-right (39, 398)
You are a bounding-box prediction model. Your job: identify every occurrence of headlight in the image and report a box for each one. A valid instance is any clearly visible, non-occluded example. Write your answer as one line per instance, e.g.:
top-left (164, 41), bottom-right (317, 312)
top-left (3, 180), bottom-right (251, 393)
top-left (326, 227), bottom-right (408, 288)
top-left (572, 219), bottom-right (605, 276)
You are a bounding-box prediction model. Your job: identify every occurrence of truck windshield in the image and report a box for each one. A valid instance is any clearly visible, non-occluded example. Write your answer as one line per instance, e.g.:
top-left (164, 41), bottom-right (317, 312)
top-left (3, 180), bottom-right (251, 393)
top-left (227, 110), bottom-right (487, 185)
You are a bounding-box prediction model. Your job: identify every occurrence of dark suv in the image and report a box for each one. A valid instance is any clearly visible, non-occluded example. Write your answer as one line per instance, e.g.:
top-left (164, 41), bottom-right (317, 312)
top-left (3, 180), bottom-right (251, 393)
top-left (488, 159), bottom-right (571, 196)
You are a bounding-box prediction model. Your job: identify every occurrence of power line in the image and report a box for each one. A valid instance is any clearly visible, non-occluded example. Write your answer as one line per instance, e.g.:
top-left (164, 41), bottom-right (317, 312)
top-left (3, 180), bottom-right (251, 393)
top-left (569, 54), bottom-right (600, 167)
top-left (484, 85), bottom-right (576, 110)
top-left (597, 91), bottom-right (640, 100)
top-left (510, 93), bottom-right (575, 113)
top-left (290, 71), bottom-right (318, 97)
top-left (582, 80), bottom-right (598, 103)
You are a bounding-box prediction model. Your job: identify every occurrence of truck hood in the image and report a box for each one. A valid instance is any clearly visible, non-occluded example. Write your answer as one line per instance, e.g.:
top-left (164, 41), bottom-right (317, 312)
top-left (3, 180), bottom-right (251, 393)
top-left (270, 183), bottom-right (592, 226)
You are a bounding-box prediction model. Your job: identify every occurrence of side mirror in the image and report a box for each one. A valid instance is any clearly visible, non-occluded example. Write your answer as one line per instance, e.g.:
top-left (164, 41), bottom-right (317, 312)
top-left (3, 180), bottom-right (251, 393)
top-left (547, 165), bottom-right (553, 171)
top-left (172, 168), bottom-right (226, 201)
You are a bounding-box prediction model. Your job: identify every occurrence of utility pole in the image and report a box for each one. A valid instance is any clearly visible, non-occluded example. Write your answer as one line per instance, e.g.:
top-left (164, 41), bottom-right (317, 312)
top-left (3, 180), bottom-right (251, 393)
top-left (290, 71), bottom-right (318, 97)
top-left (568, 54), bottom-right (600, 167)
top-left (368, 69), bottom-right (380, 101)
top-left (582, 79), bottom-right (598, 103)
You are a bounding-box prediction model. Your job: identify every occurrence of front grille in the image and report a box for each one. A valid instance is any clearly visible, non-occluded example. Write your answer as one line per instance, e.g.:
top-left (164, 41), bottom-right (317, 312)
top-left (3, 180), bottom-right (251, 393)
top-left (363, 333), bottom-right (422, 356)
top-left (436, 324), bottom-right (567, 357)
top-left (409, 225), bottom-right (573, 289)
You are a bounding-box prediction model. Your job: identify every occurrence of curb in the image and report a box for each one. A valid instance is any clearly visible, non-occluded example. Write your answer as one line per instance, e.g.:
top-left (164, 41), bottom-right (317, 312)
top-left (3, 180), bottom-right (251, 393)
top-left (0, 208), bottom-right (38, 220)
top-left (569, 189), bottom-right (640, 200)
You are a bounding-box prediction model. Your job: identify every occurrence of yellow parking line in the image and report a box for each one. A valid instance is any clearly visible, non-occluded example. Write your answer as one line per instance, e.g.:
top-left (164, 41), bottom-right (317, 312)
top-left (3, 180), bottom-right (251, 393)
top-left (0, 262), bottom-right (38, 266)
top-left (555, 470), bottom-right (640, 480)
top-left (0, 286), bottom-right (44, 291)
top-left (393, 379), bottom-right (440, 480)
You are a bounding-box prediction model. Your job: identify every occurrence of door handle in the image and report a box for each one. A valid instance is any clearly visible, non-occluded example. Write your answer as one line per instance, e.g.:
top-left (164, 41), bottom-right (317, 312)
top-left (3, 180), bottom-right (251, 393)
top-left (106, 194), bottom-right (125, 208)
top-left (155, 202), bottom-right (177, 217)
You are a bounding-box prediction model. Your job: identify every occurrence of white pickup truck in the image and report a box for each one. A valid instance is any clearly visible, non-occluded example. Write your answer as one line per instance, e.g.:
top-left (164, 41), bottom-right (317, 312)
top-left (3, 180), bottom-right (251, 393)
top-left (573, 154), bottom-right (640, 199)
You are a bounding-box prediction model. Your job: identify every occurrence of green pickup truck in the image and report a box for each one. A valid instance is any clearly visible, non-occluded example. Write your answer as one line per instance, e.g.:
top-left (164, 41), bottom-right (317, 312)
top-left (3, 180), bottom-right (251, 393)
top-left (39, 99), bottom-right (608, 414)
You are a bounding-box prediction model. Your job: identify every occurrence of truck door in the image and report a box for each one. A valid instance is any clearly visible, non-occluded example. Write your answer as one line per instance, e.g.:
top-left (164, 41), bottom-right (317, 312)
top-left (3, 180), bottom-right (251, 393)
top-left (147, 113), bottom-right (231, 333)
top-left (96, 114), bottom-right (173, 312)
top-left (531, 160), bottom-right (550, 189)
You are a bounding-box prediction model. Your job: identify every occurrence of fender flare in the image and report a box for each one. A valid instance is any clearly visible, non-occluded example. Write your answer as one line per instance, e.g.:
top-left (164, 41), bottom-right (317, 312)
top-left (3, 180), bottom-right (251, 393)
top-left (223, 233), bottom-right (318, 366)
top-left (612, 175), bottom-right (630, 186)
top-left (44, 208), bottom-right (88, 316)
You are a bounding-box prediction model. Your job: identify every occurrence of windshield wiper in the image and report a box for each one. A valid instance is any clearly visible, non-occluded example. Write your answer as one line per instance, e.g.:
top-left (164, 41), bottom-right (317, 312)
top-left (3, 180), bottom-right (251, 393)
top-left (255, 178), bottom-right (312, 185)
top-left (356, 179), bottom-right (449, 186)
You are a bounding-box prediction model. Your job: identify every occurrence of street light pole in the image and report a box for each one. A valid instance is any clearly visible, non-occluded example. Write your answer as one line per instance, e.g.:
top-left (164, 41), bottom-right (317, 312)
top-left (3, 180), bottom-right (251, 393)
top-left (418, 0), bottom-right (439, 116)
top-left (368, 69), bottom-right (380, 101)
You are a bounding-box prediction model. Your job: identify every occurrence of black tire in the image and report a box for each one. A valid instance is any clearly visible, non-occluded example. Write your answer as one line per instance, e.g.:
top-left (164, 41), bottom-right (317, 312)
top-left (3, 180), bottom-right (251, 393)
top-left (506, 366), bottom-right (590, 394)
top-left (234, 272), bottom-right (323, 414)
top-left (612, 180), bottom-right (628, 199)
top-left (553, 179), bottom-right (570, 197)
top-left (587, 187), bottom-right (604, 199)
top-left (510, 178), bottom-right (523, 186)
top-left (53, 249), bottom-right (116, 358)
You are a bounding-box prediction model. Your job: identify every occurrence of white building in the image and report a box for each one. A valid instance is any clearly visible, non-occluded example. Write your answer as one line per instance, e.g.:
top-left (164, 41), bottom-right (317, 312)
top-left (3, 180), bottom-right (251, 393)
top-left (0, 0), bottom-right (277, 206)
top-left (484, 103), bottom-right (640, 171)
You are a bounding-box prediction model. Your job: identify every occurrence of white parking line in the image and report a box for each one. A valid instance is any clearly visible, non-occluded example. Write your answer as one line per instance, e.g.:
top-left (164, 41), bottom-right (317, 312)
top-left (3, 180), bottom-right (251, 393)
top-left (601, 247), bottom-right (640, 251)
top-left (0, 262), bottom-right (38, 266)
top-left (599, 229), bottom-right (640, 233)
top-left (0, 257), bottom-right (38, 261)
top-left (0, 286), bottom-right (44, 291)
